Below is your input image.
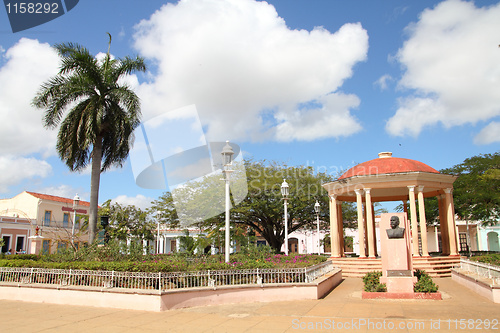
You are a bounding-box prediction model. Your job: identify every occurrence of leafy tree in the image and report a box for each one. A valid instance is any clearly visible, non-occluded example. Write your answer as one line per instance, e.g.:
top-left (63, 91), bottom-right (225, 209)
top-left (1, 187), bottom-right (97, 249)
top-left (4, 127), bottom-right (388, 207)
top-left (177, 229), bottom-right (211, 255)
top-left (341, 202), bottom-right (360, 228)
top-left (99, 200), bottom-right (154, 241)
top-left (239, 160), bottom-right (335, 252)
top-left (32, 34), bottom-right (146, 243)
top-left (395, 197), bottom-right (440, 226)
top-left (178, 160), bottom-right (332, 253)
top-left (151, 160), bottom-right (360, 253)
top-left (441, 152), bottom-right (499, 225)
top-left (149, 192), bottom-right (180, 229)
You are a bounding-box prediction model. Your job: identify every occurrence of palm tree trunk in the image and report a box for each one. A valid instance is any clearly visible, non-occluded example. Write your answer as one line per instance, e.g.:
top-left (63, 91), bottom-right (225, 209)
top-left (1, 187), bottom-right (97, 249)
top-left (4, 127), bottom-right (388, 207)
top-left (88, 137), bottom-right (103, 244)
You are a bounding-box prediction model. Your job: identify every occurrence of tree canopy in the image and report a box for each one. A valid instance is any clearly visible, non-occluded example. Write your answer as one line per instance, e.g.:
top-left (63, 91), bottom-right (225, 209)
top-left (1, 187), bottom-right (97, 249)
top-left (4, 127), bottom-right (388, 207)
top-left (151, 160), bottom-right (335, 252)
top-left (32, 34), bottom-right (146, 243)
top-left (99, 200), bottom-right (154, 241)
top-left (442, 152), bottom-right (500, 225)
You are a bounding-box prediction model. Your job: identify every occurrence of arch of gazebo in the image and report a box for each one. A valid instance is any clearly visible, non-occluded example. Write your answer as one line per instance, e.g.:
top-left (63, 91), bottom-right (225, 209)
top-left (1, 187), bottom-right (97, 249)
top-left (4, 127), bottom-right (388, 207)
top-left (322, 152), bottom-right (459, 259)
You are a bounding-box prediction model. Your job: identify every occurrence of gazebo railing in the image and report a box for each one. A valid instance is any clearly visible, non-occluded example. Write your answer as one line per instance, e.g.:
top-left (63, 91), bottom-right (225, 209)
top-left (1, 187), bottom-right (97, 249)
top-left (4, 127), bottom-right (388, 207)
top-left (0, 261), bottom-right (334, 291)
top-left (459, 258), bottom-right (500, 286)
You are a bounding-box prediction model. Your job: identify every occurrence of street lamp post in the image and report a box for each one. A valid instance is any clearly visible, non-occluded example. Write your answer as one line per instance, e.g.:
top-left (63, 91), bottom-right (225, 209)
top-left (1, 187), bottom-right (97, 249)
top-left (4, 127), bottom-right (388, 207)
top-left (157, 211), bottom-right (161, 254)
top-left (221, 141), bottom-right (234, 263)
top-left (281, 179), bottom-right (289, 255)
top-left (71, 194), bottom-right (80, 247)
top-left (314, 201), bottom-right (320, 255)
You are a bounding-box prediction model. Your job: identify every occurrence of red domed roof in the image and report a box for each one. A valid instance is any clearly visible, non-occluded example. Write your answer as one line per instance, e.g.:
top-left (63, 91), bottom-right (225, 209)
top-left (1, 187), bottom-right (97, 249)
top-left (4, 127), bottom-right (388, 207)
top-left (338, 152), bottom-right (439, 180)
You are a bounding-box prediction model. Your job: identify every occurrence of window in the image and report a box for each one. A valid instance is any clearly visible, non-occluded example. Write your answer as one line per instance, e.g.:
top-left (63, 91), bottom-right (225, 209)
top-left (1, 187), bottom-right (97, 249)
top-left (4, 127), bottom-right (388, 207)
top-left (44, 211), bottom-right (51, 227)
top-left (63, 213), bottom-right (70, 228)
top-left (42, 240), bottom-right (50, 254)
top-left (459, 233), bottom-right (469, 252)
top-left (74, 215), bottom-right (80, 229)
top-left (57, 242), bottom-right (67, 253)
top-left (257, 240), bottom-right (267, 247)
top-left (2, 236), bottom-right (11, 253)
top-left (16, 236), bottom-right (25, 253)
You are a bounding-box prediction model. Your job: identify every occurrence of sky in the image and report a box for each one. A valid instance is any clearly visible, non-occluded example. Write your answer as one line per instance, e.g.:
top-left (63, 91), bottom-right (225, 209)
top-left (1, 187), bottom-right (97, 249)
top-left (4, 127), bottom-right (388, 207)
top-left (0, 0), bottom-right (499, 212)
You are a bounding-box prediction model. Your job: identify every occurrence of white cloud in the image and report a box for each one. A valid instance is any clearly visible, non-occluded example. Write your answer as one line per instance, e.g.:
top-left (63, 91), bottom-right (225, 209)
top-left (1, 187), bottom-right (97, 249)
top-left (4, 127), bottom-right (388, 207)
top-left (133, 0), bottom-right (368, 142)
top-left (37, 184), bottom-right (87, 201)
top-left (375, 74), bottom-right (394, 91)
top-left (0, 38), bottom-right (59, 156)
top-left (387, 0), bottom-right (500, 137)
top-left (474, 121), bottom-right (500, 145)
top-left (0, 156), bottom-right (52, 193)
top-left (111, 194), bottom-right (153, 210)
top-left (275, 93), bottom-right (362, 141)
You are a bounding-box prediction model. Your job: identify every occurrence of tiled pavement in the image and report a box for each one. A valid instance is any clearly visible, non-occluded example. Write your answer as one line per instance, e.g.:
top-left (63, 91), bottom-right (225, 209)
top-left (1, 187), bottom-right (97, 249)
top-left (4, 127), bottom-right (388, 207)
top-left (1, 277), bottom-right (499, 332)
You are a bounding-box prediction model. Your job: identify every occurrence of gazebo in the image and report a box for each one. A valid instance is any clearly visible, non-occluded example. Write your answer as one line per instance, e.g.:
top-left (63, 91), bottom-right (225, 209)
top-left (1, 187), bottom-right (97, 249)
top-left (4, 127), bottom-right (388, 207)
top-left (322, 152), bottom-right (459, 276)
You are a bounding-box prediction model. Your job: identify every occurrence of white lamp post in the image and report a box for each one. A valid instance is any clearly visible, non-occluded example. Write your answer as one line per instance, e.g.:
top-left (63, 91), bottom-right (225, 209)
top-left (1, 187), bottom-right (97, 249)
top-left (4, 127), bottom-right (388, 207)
top-left (281, 179), bottom-right (289, 255)
top-left (221, 141), bottom-right (234, 263)
top-left (71, 194), bottom-right (80, 247)
top-left (314, 200), bottom-right (320, 255)
top-left (157, 211), bottom-right (161, 254)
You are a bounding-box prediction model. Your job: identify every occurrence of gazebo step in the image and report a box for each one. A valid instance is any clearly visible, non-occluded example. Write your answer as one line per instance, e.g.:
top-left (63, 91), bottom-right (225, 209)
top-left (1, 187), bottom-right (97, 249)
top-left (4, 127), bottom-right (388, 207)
top-left (329, 256), bottom-right (459, 278)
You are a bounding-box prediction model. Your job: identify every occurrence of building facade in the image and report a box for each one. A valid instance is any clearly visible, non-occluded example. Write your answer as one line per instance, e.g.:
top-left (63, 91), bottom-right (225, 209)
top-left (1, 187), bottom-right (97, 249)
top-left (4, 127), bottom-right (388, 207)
top-left (0, 191), bottom-right (90, 254)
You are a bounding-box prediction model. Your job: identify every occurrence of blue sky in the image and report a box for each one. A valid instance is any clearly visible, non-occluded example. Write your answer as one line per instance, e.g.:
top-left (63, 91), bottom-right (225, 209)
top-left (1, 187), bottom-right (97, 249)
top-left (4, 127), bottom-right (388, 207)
top-left (0, 0), bottom-right (499, 212)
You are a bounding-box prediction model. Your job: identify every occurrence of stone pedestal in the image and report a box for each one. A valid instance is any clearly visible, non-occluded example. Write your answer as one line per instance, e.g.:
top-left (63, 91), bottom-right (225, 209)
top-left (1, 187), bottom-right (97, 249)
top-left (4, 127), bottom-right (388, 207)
top-left (379, 212), bottom-right (416, 293)
top-left (28, 236), bottom-right (44, 255)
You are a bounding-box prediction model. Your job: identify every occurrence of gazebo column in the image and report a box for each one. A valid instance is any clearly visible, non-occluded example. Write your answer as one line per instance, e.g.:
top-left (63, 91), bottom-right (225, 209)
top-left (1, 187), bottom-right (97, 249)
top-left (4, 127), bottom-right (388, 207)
top-left (371, 203), bottom-right (378, 256)
top-left (438, 194), bottom-right (450, 255)
top-left (417, 186), bottom-right (430, 257)
top-left (444, 188), bottom-right (459, 255)
top-left (363, 202), bottom-right (369, 253)
top-left (337, 201), bottom-right (345, 257)
top-left (329, 194), bottom-right (341, 257)
top-left (408, 185), bottom-right (420, 256)
top-left (355, 189), bottom-right (366, 257)
top-left (365, 189), bottom-right (376, 258)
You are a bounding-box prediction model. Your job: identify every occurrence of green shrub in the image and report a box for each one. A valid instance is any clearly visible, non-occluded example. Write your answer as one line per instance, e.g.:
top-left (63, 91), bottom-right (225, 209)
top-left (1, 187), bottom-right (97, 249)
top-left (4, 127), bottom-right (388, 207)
top-left (471, 254), bottom-right (500, 267)
top-left (0, 254), bottom-right (40, 261)
top-left (414, 269), bottom-right (439, 293)
top-left (362, 271), bottom-right (386, 292)
top-left (0, 248), bottom-right (325, 272)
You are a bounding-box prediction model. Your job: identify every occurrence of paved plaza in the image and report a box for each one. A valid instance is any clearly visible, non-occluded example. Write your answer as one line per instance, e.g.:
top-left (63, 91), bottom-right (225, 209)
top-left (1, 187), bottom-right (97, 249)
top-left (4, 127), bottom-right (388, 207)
top-left (1, 277), bottom-right (499, 332)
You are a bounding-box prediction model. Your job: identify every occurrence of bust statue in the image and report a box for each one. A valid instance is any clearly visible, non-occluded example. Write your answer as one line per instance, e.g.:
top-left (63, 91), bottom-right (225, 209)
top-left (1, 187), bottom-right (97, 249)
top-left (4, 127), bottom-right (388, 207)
top-left (386, 215), bottom-right (405, 239)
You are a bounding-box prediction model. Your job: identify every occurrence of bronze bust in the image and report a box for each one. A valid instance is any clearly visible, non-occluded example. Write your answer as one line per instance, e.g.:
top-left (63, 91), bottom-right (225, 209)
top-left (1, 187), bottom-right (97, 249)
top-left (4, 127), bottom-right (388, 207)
top-left (386, 215), bottom-right (405, 239)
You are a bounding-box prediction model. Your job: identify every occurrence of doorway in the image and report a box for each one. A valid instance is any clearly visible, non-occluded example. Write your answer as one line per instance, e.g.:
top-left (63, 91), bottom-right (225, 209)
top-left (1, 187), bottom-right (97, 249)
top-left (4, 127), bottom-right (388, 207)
top-left (487, 232), bottom-right (499, 252)
top-left (2, 235), bottom-right (11, 253)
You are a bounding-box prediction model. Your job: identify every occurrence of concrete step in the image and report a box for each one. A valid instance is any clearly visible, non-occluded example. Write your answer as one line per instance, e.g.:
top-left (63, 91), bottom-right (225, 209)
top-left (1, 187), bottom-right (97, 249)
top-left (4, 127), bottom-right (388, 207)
top-left (329, 256), bottom-right (459, 278)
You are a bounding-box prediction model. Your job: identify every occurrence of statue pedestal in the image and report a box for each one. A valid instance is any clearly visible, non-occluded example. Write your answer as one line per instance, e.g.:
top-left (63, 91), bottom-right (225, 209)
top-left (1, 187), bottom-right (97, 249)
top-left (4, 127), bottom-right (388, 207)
top-left (379, 212), bottom-right (416, 293)
top-left (28, 235), bottom-right (45, 255)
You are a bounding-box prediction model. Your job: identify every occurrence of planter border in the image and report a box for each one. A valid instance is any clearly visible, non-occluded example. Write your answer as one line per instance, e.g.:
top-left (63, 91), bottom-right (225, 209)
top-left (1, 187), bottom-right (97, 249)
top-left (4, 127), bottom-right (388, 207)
top-left (362, 291), bottom-right (442, 300)
top-left (451, 268), bottom-right (500, 303)
top-left (0, 268), bottom-right (342, 311)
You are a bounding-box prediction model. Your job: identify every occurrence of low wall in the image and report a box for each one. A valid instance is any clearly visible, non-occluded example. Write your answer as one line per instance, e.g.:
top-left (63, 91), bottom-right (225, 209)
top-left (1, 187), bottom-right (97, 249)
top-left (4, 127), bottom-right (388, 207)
top-left (451, 269), bottom-right (500, 303)
top-left (0, 268), bottom-right (342, 312)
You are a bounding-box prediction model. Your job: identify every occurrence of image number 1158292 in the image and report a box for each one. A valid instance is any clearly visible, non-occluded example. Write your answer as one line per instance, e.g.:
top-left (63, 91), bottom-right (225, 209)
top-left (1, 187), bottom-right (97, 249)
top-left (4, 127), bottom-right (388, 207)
top-left (5, 2), bottom-right (60, 14)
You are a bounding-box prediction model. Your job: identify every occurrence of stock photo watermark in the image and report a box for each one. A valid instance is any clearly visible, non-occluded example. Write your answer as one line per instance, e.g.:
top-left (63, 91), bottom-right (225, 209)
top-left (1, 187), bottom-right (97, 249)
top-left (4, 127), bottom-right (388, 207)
top-left (129, 104), bottom-right (248, 227)
top-left (128, 105), bottom-right (389, 225)
top-left (3, 0), bottom-right (79, 33)
top-left (291, 318), bottom-right (499, 331)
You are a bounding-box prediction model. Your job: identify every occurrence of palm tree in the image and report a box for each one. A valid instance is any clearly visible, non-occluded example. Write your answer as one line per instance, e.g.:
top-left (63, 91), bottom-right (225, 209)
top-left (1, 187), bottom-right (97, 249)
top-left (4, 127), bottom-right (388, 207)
top-left (33, 34), bottom-right (146, 243)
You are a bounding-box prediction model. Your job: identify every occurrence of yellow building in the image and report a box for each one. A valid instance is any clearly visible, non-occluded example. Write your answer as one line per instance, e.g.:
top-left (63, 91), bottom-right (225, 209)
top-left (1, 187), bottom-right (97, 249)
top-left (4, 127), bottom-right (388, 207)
top-left (0, 191), bottom-right (90, 254)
